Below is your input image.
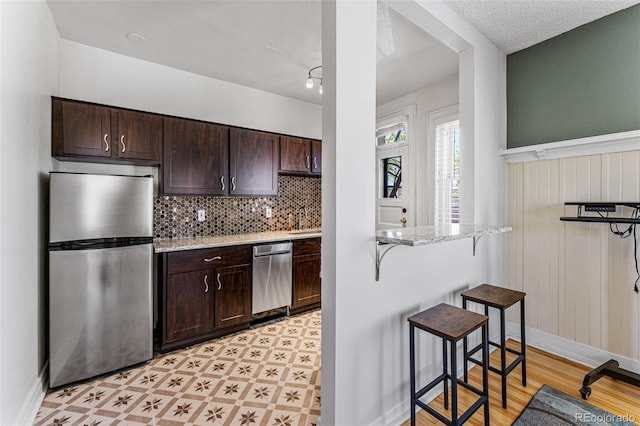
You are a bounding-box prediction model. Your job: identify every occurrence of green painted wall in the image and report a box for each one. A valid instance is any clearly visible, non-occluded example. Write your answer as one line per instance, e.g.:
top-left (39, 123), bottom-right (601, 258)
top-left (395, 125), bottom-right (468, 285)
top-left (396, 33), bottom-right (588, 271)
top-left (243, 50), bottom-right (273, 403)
top-left (507, 4), bottom-right (640, 148)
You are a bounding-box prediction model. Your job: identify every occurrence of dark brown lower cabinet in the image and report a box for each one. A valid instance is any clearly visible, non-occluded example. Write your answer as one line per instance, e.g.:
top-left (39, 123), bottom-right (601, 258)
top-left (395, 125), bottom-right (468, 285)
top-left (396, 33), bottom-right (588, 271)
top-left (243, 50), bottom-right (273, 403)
top-left (214, 264), bottom-right (251, 329)
top-left (165, 269), bottom-right (215, 342)
top-left (291, 238), bottom-right (321, 315)
top-left (160, 245), bottom-right (251, 352)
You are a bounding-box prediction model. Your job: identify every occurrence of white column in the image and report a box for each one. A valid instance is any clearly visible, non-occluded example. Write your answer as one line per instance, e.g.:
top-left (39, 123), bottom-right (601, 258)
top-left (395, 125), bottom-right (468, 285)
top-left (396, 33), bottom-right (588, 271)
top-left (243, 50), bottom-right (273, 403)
top-left (321, 0), bottom-right (377, 424)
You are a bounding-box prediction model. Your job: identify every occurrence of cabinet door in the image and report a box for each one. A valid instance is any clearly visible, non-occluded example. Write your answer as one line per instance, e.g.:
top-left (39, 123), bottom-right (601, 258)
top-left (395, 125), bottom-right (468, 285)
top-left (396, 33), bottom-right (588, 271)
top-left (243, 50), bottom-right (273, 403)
top-left (229, 128), bottom-right (278, 196)
top-left (311, 140), bottom-right (322, 174)
top-left (214, 264), bottom-right (251, 329)
top-left (53, 98), bottom-right (111, 158)
top-left (165, 270), bottom-right (215, 343)
top-left (113, 109), bottom-right (161, 163)
top-left (292, 253), bottom-right (321, 309)
top-left (280, 136), bottom-right (310, 173)
top-left (163, 117), bottom-right (229, 195)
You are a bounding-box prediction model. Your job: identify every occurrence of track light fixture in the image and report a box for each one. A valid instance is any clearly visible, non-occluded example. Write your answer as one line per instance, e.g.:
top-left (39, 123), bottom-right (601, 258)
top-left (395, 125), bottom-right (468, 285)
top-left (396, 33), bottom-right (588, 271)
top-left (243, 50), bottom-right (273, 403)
top-left (305, 66), bottom-right (323, 94)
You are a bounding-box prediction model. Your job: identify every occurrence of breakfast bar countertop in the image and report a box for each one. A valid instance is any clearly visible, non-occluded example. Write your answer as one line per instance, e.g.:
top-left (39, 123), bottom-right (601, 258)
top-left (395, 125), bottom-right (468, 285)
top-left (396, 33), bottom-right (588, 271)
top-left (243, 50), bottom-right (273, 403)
top-left (375, 224), bottom-right (512, 246)
top-left (153, 228), bottom-right (322, 253)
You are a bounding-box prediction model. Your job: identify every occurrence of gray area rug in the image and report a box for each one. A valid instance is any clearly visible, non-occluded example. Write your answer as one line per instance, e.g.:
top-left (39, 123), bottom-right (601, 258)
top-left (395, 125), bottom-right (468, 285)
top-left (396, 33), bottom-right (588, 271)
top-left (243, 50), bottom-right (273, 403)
top-left (512, 384), bottom-right (637, 425)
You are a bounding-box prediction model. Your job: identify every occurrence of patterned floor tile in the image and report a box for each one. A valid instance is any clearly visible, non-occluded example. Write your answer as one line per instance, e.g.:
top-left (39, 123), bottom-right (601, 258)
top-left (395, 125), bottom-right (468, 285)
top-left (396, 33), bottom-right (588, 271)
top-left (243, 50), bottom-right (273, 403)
top-left (189, 401), bottom-right (237, 425)
top-left (35, 310), bottom-right (321, 426)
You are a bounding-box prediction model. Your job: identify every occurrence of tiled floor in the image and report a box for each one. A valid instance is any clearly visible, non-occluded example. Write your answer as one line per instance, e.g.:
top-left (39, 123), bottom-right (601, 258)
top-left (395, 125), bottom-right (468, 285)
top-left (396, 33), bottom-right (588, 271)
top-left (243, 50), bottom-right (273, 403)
top-left (35, 310), bottom-right (321, 426)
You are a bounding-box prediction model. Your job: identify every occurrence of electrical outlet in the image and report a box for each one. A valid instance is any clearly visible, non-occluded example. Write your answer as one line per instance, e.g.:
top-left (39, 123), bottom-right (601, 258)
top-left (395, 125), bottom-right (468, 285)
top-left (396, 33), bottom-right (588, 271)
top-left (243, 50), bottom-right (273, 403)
top-left (265, 207), bottom-right (272, 218)
top-left (197, 209), bottom-right (205, 221)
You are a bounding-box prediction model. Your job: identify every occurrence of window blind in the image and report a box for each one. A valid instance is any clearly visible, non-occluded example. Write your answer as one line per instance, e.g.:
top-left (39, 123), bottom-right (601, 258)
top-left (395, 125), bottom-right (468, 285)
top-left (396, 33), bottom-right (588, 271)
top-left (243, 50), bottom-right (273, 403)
top-left (434, 120), bottom-right (460, 224)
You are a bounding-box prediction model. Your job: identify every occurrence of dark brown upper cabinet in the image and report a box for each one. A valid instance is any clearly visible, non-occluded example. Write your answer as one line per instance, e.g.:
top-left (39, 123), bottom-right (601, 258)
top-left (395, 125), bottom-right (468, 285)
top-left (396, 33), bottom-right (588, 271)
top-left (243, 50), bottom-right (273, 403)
top-left (52, 97), bottom-right (161, 165)
top-left (112, 109), bottom-right (162, 162)
top-left (279, 135), bottom-right (321, 175)
top-left (163, 119), bottom-right (278, 196)
top-left (229, 128), bottom-right (279, 196)
top-left (162, 116), bottom-right (229, 195)
top-left (311, 139), bottom-right (322, 174)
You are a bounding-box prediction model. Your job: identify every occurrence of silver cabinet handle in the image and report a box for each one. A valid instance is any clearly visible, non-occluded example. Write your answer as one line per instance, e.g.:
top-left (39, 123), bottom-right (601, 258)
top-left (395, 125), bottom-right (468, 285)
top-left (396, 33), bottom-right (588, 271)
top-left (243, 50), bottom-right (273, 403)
top-left (220, 176), bottom-right (225, 191)
top-left (204, 256), bottom-right (222, 262)
top-left (306, 156), bottom-right (310, 169)
top-left (204, 274), bottom-right (209, 293)
top-left (313, 157), bottom-right (318, 169)
top-left (120, 135), bottom-right (126, 153)
top-left (231, 176), bottom-right (236, 191)
top-left (103, 134), bottom-right (109, 152)
top-left (216, 273), bottom-right (222, 290)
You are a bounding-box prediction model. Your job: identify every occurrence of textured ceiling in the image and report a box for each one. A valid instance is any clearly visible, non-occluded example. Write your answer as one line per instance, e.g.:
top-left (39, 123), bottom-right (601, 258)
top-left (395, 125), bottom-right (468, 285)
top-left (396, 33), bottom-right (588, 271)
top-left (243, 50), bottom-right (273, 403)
top-left (443, 0), bottom-right (640, 54)
top-left (46, 1), bottom-right (640, 107)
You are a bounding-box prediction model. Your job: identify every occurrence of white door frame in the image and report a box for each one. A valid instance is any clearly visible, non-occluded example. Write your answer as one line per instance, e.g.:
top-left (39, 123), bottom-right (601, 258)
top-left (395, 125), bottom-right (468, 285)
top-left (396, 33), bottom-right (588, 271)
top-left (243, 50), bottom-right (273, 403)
top-left (375, 105), bottom-right (416, 229)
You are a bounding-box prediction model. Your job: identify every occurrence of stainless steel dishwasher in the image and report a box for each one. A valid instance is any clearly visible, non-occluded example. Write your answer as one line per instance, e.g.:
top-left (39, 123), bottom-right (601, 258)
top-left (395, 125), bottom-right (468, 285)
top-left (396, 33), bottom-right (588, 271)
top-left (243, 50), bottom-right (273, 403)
top-left (252, 242), bottom-right (293, 314)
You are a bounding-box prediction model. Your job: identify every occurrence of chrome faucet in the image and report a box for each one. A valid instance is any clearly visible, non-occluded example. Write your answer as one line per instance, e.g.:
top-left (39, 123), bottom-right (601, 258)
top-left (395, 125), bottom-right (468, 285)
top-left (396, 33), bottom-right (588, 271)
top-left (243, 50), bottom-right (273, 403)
top-left (298, 207), bottom-right (308, 230)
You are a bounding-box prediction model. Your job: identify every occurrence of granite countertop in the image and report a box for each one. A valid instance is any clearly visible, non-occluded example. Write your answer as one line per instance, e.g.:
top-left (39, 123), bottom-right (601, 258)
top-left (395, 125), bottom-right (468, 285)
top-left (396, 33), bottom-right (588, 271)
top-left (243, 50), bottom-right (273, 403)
top-left (375, 224), bottom-right (512, 246)
top-left (154, 228), bottom-right (322, 253)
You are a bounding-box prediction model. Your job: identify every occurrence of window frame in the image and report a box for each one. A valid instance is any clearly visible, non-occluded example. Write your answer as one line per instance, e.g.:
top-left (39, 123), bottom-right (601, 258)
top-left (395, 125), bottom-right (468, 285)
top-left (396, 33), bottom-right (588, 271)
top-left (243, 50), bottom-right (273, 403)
top-left (427, 105), bottom-right (460, 225)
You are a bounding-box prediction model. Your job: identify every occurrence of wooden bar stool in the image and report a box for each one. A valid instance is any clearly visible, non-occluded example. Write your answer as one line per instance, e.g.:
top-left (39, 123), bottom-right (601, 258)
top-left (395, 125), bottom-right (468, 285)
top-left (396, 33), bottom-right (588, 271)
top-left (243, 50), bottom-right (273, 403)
top-left (408, 303), bottom-right (490, 426)
top-left (461, 284), bottom-right (527, 409)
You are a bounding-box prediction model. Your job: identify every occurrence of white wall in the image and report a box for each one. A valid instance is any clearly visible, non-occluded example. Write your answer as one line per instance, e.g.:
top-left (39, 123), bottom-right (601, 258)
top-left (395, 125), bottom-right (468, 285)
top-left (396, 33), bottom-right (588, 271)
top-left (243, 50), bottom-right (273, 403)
top-left (377, 75), bottom-right (459, 226)
top-left (0, 1), bottom-right (60, 424)
top-left (321, 0), bottom-right (506, 424)
top-left (59, 40), bottom-right (322, 140)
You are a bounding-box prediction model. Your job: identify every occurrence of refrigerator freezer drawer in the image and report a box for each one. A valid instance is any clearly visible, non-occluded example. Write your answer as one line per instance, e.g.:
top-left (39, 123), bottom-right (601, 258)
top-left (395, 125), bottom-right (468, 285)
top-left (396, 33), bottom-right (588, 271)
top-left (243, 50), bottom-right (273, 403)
top-left (49, 244), bottom-right (153, 387)
top-left (49, 172), bottom-right (153, 243)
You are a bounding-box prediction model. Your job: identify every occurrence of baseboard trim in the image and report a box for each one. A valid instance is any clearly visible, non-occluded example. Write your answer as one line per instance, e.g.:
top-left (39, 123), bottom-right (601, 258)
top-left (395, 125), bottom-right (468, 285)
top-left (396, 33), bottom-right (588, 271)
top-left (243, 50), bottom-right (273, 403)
top-left (369, 384), bottom-right (444, 426)
top-left (15, 362), bottom-right (48, 426)
top-left (506, 322), bottom-right (640, 373)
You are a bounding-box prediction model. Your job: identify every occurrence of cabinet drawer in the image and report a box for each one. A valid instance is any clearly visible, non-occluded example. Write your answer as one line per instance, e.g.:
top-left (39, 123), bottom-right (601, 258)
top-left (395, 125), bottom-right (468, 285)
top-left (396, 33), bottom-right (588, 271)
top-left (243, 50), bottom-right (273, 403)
top-left (166, 245), bottom-right (251, 274)
top-left (293, 238), bottom-right (321, 256)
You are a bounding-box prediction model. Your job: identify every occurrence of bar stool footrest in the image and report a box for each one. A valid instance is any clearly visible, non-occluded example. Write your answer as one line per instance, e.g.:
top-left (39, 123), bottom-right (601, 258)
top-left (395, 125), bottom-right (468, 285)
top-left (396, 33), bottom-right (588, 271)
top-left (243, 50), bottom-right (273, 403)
top-left (415, 396), bottom-right (489, 426)
top-left (415, 373), bottom-right (448, 400)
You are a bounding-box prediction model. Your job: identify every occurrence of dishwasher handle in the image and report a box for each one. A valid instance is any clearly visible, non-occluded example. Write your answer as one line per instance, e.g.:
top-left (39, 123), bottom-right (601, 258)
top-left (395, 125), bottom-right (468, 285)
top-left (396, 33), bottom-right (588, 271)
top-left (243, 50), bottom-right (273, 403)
top-left (252, 242), bottom-right (293, 257)
top-left (253, 249), bottom-right (291, 257)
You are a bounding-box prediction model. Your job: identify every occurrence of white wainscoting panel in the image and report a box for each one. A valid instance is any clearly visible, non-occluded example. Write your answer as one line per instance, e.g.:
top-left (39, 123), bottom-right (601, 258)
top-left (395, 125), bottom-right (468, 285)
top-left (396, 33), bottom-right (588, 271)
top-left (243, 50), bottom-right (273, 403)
top-left (507, 150), bottom-right (640, 361)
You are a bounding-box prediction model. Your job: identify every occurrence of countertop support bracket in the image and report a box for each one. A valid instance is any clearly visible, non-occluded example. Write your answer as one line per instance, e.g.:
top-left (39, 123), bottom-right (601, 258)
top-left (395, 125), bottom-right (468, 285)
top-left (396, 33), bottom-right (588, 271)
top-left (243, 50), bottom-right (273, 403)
top-left (473, 236), bottom-right (482, 256)
top-left (376, 242), bottom-right (400, 282)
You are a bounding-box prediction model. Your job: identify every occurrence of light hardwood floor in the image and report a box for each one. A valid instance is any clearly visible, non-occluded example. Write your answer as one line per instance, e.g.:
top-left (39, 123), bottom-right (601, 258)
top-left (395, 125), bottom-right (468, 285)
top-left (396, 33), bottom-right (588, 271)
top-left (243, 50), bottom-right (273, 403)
top-left (402, 341), bottom-right (640, 425)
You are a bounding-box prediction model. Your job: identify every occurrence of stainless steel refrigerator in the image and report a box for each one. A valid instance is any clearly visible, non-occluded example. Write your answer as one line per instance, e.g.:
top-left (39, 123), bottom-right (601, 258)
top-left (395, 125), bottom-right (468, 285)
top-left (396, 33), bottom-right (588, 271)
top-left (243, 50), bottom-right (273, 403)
top-left (48, 172), bottom-right (154, 387)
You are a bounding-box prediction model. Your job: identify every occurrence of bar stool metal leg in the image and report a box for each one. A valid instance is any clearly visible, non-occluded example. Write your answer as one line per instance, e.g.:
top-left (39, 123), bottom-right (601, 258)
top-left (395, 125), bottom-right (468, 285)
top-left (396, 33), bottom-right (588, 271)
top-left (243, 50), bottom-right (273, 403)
top-left (410, 323), bottom-right (416, 426)
top-left (500, 307), bottom-right (507, 408)
top-left (450, 340), bottom-right (458, 425)
top-left (462, 299), bottom-right (469, 384)
top-left (521, 298), bottom-right (527, 386)
top-left (482, 323), bottom-right (490, 425)
top-left (443, 338), bottom-right (449, 410)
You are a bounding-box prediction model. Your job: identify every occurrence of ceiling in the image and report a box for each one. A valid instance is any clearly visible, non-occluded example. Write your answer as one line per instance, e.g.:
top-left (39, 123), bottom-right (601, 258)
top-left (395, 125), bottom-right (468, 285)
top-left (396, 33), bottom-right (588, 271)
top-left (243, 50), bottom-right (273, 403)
top-left (444, 0), bottom-right (640, 54)
top-left (46, 0), bottom-right (640, 106)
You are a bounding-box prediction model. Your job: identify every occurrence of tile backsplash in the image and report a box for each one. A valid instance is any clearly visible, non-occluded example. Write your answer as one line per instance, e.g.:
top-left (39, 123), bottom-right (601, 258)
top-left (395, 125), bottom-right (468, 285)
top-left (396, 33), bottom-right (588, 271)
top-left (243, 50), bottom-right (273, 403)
top-left (154, 175), bottom-right (321, 239)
